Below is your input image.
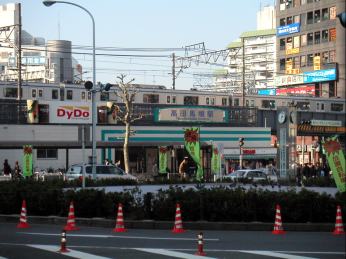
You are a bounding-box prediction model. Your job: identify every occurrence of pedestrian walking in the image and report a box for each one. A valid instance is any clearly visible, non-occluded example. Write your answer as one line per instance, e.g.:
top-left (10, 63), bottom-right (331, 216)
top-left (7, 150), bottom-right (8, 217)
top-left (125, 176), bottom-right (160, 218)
top-left (3, 159), bottom-right (11, 176)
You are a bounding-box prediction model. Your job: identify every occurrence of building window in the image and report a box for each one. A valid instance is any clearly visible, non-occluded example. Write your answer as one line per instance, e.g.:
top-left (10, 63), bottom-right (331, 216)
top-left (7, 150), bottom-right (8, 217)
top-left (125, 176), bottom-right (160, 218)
top-left (314, 31), bottom-right (320, 44)
top-left (52, 89), bottom-right (59, 100)
top-left (287, 16), bottom-right (293, 25)
top-left (261, 100), bottom-right (275, 109)
top-left (37, 148), bottom-right (58, 159)
top-left (143, 94), bottom-right (159, 103)
top-left (307, 11), bottom-right (313, 24)
top-left (184, 96), bottom-right (198, 105)
top-left (307, 54), bottom-right (314, 66)
top-left (250, 100), bottom-right (255, 107)
top-left (280, 18), bottom-right (286, 26)
top-left (301, 0), bottom-right (307, 4)
top-left (307, 32), bottom-right (313, 45)
top-left (322, 29), bottom-right (329, 42)
top-left (293, 57), bottom-right (300, 68)
top-left (331, 103), bottom-right (343, 112)
top-left (66, 90), bottom-right (73, 100)
top-left (81, 91), bottom-right (86, 100)
top-left (100, 92), bottom-right (109, 101)
top-left (329, 28), bottom-right (336, 41)
top-left (293, 36), bottom-right (300, 48)
top-left (329, 50), bottom-right (336, 62)
top-left (300, 13), bottom-right (306, 25)
top-left (329, 82), bottom-right (336, 97)
top-left (222, 97), bottom-right (227, 106)
top-left (300, 55), bottom-right (306, 67)
top-left (280, 58), bottom-right (286, 70)
top-left (31, 89), bottom-right (37, 98)
top-left (322, 51), bottom-right (329, 64)
top-left (233, 98), bottom-right (240, 106)
top-left (280, 38), bottom-right (286, 50)
top-left (314, 10), bottom-right (321, 23)
top-left (167, 96), bottom-right (171, 103)
top-left (286, 37), bottom-right (293, 50)
top-left (245, 100), bottom-right (249, 107)
top-left (293, 15), bottom-right (300, 23)
top-left (322, 8), bottom-right (329, 20)
top-left (301, 34), bottom-right (307, 46)
top-left (330, 6), bottom-right (336, 19)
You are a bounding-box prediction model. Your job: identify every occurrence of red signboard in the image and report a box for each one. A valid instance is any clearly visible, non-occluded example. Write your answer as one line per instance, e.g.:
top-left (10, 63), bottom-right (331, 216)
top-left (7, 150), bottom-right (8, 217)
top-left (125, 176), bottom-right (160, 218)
top-left (243, 149), bottom-right (256, 155)
top-left (276, 85), bottom-right (315, 96)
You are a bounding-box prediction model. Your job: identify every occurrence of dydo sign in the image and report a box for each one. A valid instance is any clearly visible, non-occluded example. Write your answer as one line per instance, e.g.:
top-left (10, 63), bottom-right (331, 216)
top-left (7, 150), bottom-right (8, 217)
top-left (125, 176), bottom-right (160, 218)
top-left (50, 102), bottom-right (91, 124)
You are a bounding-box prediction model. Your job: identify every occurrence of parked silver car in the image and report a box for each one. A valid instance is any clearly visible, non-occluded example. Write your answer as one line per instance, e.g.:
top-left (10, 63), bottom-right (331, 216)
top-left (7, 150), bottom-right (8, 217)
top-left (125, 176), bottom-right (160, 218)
top-left (65, 164), bottom-right (138, 181)
top-left (224, 169), bottom-right (268, 182)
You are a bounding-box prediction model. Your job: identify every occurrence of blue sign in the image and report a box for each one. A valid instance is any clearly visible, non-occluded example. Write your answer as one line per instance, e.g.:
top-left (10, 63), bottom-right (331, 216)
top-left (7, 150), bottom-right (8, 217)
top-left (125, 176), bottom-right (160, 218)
top-left (303, 69), bottom-right (337, 83)
top-left (277, 23), bottom-right (300, 36)
top-left (258, 89), bottom-right (276, 96)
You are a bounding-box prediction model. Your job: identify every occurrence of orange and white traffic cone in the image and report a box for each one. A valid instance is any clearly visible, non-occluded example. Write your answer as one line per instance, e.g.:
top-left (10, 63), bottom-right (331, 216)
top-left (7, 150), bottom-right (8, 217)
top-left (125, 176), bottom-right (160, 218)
top-left (17, 200), bottom-right (30, 228)
top-left (272, 204), bottom-right (285, 234)
top-left (333, 205), bottom-right (345, 235)
top-left (172, 203), bottom-right (185, 233)
top-left (63, 201), bottom-right (79, 231)
top-left (195, 232), bottom-right (206, 256)
top-left (113, 203), bottom-right (126, 232)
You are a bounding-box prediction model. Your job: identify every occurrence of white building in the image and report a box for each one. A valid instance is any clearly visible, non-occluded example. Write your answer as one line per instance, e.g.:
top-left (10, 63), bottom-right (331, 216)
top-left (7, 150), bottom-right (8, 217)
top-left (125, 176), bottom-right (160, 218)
top-left (0, 3), bottom-right (80, 84)
top-left (257, 5), bottom-right (276, 30)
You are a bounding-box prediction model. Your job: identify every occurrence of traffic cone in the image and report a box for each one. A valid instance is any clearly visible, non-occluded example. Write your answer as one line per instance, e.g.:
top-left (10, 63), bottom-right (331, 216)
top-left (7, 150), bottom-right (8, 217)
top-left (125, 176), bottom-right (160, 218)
top-left (195, 232), bottom-right (206, 256)
top-left (333, 205), bottom-right (345, 235)
top-left (172, 203), bottom-right (185, 233)
top-left (17, 200), bottom-right (30, 228)
top-left (63, 201), bottom-right (79, 231)
top-left (113, 203), bottom-right (126, 232)
top-left (272, 204), bottom-right (285, 234)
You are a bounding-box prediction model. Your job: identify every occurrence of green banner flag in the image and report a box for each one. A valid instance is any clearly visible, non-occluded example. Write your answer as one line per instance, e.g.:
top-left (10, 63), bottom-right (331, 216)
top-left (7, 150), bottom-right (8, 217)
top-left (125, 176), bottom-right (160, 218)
top-left (159, 146), bottom-right (168, 174)
top-left (322, 137), bottom-right (346, 192)
top-left (184, 127), bottom-right (203, 181)
top-left (211, 144), bottom-right (220, 174)
top-left (23, 145), bottom-right (33, 177)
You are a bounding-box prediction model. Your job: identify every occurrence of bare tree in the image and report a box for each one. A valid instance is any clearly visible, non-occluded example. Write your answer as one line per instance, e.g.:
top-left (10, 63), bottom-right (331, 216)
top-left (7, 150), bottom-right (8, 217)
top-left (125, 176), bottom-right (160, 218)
top-left (112, 74), bottom-right (143, 174)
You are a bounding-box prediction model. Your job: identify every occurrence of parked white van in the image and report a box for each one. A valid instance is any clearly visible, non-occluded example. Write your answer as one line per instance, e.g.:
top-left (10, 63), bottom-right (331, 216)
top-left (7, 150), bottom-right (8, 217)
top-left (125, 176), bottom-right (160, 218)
top-left (65, 164), bottom-right (138, 181)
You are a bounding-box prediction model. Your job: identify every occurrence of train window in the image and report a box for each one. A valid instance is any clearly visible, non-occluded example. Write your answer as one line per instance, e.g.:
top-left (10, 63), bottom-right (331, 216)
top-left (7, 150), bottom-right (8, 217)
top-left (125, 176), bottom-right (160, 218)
top-left (52, 89), bottom-right (59, 100)
top-left (222, 98), bottom-right (227, 106)
top-left (167, 96), bottom-right (171, 103)
top-left (3, 87), bottom-right (17, 98)
top-left (88, 92), bottom-right (92, 100)
top-left (316, 102), bottom-right (325, 111)
top-left (250, 100), bottom-right (255, 107)
top-left (38, 89), bottom-right (43, 98)
top-left (184, 96), bottom-right (198, 105)
top-left (245, 100), bottom-right (249, 107)
top-left (100, 92), bottom-right (109, 101)
top-left (331, 103), bottom-right (343, 112)
top-left (296, 102), bottom-right (310, 110)
top-left (206, 97), bottom-right (209, 105)
top-left (31, 89), bottom-right (37, 98)
top-left (234, 98), bottom-right (239, 106)
top-left (211, 98), bottom-right (215, 105)
top-left (81, 91), bottom-right (86, 100)
top-left (66, 90), bottom-right (73, 100)
top-left (60, 88), bottom-right (64, 101)
top-left (261, 100), bottom-right (275, 109)
top-left (172, 96), bottom-right (176, 104)
top-left (143, 94), bottom-right (159, 103)
top-left (37, 148), bottom-right (58, 159)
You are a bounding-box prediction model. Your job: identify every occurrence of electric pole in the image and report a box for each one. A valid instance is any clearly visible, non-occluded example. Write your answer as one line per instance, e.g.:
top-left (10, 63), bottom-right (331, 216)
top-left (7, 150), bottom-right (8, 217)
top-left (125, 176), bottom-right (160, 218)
top-left (17, 3), bottom-right (22, 101)
top-left (172, 53), bottom-right (175, 90)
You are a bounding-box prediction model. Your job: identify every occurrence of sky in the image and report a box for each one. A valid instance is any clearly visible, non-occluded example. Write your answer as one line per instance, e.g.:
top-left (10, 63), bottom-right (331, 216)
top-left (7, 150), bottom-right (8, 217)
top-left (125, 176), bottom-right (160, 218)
top-left (1, 0), bottom-right (274, 89)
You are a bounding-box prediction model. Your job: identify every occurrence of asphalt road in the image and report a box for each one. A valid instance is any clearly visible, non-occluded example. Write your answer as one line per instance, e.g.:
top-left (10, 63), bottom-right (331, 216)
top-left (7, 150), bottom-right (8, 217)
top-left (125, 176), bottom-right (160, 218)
top-left (0, 223), bottom-right (344, 259)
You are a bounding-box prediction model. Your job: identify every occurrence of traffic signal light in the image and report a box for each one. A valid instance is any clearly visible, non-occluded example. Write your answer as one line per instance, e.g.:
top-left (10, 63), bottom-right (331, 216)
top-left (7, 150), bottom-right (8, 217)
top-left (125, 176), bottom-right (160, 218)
top-left (84, 81), bottom-right (93, 90)
top-left (239, 137), bottom-right (244, 147)
top-left (103, 83), bottom-right (112, 91)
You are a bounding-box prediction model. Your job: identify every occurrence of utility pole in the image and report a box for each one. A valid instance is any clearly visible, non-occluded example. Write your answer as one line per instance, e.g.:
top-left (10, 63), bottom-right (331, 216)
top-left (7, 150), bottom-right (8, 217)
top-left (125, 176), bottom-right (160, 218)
top-left (172, 53), bottom-right (175, 90)
top-left (17, 3), bottom-right (22, 101)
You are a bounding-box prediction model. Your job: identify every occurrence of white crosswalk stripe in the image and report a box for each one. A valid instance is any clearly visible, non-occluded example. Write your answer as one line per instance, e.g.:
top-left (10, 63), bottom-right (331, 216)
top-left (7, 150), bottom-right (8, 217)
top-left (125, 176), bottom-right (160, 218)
top-left (135, 248), bottom-right (217, 259)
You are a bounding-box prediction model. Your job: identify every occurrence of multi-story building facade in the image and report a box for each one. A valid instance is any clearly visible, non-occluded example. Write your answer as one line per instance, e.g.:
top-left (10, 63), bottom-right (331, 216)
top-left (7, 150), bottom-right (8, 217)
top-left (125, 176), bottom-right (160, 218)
top-left (275, 0), bottom-right (345, 99)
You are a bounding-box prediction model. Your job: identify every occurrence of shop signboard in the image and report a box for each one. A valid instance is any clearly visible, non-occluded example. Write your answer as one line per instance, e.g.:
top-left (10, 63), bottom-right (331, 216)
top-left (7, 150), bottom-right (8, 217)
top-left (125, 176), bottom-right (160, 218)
top-left (303, 68), bottom-right (336, 83)
top-left (274, 74), bottom-right (304, 86)
top-left (258, 89), bottom-right (276, 95)
top-left (277, 23), bottom-right (300, 36)
top-left (49, 102), bottom-right (91, 124)
top-left (276, 85), bottom-right (315, 96)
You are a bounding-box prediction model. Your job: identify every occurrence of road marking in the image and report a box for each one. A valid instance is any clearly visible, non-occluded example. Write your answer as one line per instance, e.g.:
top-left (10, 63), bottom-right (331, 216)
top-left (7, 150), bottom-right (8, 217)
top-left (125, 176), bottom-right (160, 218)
top-left (27, 244), bottom-right (111, 259)
top-left (0, 257), bottom-right (8, 259)
top-left (239, 250), bottom-right (318, 259)
top-left (135, 248), bottom-right (216, 259)
top-left (18, 232), bottom-right (219, 241)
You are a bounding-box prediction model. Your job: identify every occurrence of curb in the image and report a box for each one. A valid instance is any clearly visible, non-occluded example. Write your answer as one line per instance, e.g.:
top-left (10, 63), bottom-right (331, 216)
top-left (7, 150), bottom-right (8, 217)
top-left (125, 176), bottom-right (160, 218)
top-left (0, 215), bottom-right (334, 232)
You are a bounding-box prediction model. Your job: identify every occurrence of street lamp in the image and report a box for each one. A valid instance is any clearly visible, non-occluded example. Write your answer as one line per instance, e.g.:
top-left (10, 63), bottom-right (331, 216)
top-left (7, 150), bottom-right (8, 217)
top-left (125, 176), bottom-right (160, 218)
top-left (43, 0), bottom-right (97, 180)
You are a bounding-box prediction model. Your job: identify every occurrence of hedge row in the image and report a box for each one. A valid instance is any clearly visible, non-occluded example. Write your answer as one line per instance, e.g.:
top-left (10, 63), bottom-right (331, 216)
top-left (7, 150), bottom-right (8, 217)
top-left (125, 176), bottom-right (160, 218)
top-left (0, 180), bottom-right (344, 223)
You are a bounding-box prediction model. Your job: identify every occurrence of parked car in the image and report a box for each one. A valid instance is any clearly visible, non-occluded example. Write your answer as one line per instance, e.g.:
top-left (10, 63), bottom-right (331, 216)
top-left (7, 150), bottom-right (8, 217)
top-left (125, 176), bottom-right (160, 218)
top-left (65, 164), bottom-right (138, 181)
top-left (224, 169), bottom-right (268, 182)
top-left (258, 167), bottom-right (278, 183)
